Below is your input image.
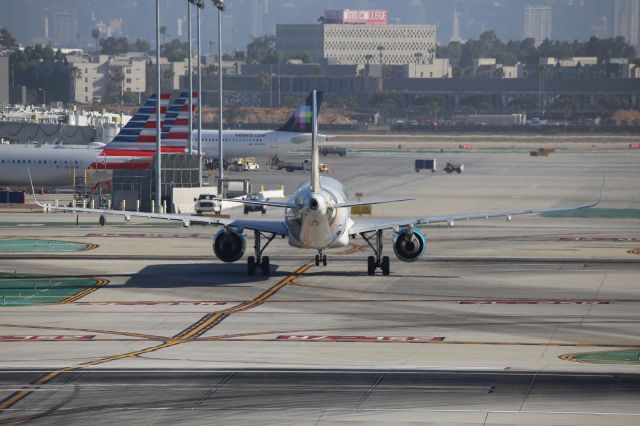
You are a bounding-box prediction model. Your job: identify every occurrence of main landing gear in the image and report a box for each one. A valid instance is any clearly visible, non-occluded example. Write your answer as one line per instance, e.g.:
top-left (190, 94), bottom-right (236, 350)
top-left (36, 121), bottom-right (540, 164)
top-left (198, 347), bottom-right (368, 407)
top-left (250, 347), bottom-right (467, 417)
top-left (315, 250), bottom-right (327, 266)
top-left (248, 230), bottom-right (277, 275)
top-left (360, 229), bottom-right (390, 276)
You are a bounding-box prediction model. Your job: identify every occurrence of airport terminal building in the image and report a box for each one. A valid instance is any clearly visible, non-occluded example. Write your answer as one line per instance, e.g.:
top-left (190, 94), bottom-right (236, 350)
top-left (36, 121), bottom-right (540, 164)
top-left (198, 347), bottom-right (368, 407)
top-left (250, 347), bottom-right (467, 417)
top-left (276, 10), bottom-right (437, 66)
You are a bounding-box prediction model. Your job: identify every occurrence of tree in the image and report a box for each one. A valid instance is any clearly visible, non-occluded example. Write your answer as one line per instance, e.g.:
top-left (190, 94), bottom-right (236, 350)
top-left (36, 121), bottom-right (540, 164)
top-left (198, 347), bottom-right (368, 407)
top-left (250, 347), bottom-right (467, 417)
top-left (159, 25), bottom-right (167, 45)
top-left (370, 93), bottom-right (404, 111)
top-left (9, 45), bottom-right (69, 103)
top-left (461, 94), bottom-right (493, 113)
top-left (377, 45), bottom-right (385, 64)
top-left (415, 95), bottom-right (447, 116)
top-left (554, 95), bottom-right (582, 114)
top-left (0, 27), bottom-right (16, 48)
top-left (91, 28), bottom-right (100, 52)
top-left (246, 35), bottom-right (281, 64)
top-left (257, 72), bottom-right (270, 89)
top-left (162, 38), bottom-right (189, 62)
top-left (99, 37), bottom-right (129, 55)
top-left (134, 39), bottom-right (150, 53)
top-left (598, 95), bottom-right (629, 112)
top-left (106, 70), bottom-right (124, 104)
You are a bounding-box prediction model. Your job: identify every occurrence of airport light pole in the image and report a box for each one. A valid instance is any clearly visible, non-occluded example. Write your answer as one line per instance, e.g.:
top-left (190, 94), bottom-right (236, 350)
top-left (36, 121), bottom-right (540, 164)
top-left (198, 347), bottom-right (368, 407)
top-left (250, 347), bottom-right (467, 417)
top-left (196, 2), bottom-right (203, 186)
top-left (211, 0), bottom-right (224, 197)
top-left (187, 0), bottom-right (196, 154)
top-left (155, 0), bottom-right (162, 213)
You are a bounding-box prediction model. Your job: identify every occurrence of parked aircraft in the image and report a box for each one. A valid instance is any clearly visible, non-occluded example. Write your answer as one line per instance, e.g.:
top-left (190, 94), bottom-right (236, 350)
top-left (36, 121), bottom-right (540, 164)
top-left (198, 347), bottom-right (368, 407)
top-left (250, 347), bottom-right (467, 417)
top-left (30, 91), bottom-right (603, 276)
top-left (1, 91), bottom-right (326, 187)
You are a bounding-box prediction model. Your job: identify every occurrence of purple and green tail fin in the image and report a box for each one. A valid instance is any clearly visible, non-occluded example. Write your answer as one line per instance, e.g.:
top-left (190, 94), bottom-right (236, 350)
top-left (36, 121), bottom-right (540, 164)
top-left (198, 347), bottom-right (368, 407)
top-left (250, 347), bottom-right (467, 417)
top-left (276, 91), bottom-right (324, 133)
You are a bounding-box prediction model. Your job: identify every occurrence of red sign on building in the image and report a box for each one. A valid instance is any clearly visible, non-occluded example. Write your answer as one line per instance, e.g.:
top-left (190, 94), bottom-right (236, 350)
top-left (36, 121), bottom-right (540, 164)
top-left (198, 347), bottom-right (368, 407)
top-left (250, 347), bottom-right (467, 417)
top-left (325, 9), bottom-right (388, 25)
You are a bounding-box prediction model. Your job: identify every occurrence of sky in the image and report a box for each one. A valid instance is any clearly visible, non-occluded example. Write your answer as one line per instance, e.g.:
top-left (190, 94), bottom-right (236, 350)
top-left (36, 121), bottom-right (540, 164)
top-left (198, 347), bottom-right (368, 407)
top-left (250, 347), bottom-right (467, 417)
top-left (0, 0), bottom-right (615, 53)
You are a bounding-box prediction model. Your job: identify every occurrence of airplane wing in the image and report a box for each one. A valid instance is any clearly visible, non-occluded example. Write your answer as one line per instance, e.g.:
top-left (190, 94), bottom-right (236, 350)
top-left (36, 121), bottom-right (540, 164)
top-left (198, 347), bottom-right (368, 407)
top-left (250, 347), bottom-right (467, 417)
top-left (349, 178), bottom-right (605, 235)
top-left (36, 203), bottom-right (289, 235)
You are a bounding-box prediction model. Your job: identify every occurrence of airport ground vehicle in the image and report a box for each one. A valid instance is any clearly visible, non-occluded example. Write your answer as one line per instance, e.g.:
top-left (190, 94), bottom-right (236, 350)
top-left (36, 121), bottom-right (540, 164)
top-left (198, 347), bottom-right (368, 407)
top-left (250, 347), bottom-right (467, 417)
top-left (320, 146), bottom-right (347, 157)
top-left (444, 160), bottom-right (464, 174)
top-left (415, 159), bottom-right (437, 172)
top-left (194, 194), bottom-right (221, 215)
top-left (275, 158), bottom-right (312, 172)
top-left (243, 193), bottom-right (267, 214)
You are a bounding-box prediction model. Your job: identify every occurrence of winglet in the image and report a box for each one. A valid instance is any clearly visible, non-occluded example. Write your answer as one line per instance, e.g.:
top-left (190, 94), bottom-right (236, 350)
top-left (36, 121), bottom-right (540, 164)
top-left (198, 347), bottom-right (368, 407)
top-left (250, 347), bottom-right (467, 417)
top-left (595, 173), bottom-right (606, 206)
top-left (27, 169), bottom-right (44, 208)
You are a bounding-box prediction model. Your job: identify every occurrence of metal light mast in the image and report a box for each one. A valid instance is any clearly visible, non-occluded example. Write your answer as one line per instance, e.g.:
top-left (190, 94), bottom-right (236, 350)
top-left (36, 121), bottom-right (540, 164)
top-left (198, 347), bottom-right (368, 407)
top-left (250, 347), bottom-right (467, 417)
top-left (212, 0), bottom-right (224, 197)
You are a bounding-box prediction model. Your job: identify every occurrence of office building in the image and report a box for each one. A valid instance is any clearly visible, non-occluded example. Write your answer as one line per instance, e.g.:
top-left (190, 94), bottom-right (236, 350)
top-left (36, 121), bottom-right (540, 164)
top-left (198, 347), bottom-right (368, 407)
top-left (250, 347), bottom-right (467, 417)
top-left (52, 11), bottom-right (78, 47)
top-left (614, 0), bottom-right (639, 46)
top-left (523, 5), bottom-right (552, 46)
top-left (277, 10), bottom-right (436, 66)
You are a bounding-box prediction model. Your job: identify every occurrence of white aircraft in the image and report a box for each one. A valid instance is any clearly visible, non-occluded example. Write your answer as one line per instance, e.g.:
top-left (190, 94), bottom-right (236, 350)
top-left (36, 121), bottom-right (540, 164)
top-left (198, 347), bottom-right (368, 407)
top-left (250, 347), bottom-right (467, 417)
top-left (30, 91), bottom-right (603, 276)
top-left (1, 92), bottom-right (326, 187)
top-left (194, 91), bottom-right (329, 159)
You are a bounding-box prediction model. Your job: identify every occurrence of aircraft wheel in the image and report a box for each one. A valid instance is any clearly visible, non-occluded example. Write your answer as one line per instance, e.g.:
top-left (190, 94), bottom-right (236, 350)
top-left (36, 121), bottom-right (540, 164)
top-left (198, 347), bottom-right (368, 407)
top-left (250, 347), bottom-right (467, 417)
top-left (247, 256), bottom-right (256, 275)
top-left (315, 254), bottom-right (320, 266)
top-left (322, 255), bottom-right (327, 266)
top-left (99, 215), bottom-right (106, 226)
top-left (261, 256), bottom-right (270, 275)
top-left (381, 256), bottom-right (390, 276)
top-left (367, 256), bottom-right (376, 276)
top-left (261, 208), bottom-right (266, 214)
top-left (244, 207), bottom-right (249, 215)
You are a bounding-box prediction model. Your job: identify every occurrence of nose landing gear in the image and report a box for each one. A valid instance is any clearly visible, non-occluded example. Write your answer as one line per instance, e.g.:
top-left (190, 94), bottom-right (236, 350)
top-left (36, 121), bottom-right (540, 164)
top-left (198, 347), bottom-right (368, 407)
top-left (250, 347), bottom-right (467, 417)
top-left (315, 250), bottom-right (327, 266)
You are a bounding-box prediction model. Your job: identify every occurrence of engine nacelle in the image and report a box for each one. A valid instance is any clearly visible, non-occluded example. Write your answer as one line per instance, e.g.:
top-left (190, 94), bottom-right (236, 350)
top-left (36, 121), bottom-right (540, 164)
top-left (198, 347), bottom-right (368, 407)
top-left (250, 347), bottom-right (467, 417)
top-left (393, 227), bottom-right (426, 262)
top-left (213, 228), bottom-right (246, 263)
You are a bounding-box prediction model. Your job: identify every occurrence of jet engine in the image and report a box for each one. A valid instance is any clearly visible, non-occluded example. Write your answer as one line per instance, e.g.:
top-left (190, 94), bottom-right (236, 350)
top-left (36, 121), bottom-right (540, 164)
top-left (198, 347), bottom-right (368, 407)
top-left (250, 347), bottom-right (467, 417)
top-left (213, 228), bottom-right (246, 262)
top-left (393, 227), bottom-right (426, 262)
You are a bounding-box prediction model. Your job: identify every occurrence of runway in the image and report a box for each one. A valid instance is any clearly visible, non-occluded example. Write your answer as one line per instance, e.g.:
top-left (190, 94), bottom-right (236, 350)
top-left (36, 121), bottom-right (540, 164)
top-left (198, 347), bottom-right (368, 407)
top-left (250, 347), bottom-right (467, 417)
top-left (1, 369), bottom-right (640, 425)
top-left (0, 147), bottom-right (639, 424)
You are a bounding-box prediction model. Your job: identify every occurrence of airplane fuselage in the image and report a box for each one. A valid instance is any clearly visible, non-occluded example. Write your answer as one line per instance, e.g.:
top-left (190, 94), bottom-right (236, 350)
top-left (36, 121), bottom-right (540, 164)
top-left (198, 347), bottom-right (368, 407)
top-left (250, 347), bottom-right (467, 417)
top-left (285, 176), bottom-right (353, 250)
top-left (196, 130), bottom-right (327, 158)
top-left (0, 130), bottom-right (325, 187)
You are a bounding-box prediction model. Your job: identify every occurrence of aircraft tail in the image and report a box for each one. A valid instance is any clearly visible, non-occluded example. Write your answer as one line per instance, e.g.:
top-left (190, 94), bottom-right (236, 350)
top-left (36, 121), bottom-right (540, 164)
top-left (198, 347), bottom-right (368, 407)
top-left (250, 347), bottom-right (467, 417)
top-left (310, 90), bottom-right (321, 192)
top-left (276, 91), bottom-right (323, 133)
top-left (95, 93), bottom-right (194, 169)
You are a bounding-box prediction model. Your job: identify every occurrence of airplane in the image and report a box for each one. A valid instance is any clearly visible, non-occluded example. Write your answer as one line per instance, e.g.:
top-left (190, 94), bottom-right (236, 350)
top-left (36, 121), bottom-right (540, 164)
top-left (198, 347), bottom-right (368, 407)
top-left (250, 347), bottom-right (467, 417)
top-left (30, 91), bottom-right (604, 276)
top-left (1, 91), bottom-right (327, 187)
top-left (0, 93), bottom-right (177, 187)
top-left (193, 91), bottom-right (328, 159)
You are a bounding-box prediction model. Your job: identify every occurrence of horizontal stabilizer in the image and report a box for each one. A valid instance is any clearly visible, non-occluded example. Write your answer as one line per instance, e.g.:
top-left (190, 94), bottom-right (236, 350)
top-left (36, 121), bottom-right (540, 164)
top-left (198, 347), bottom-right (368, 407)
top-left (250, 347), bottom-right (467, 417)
top-left (220, 198), bottom-right (295, 209)
top-left (334, 198), bottom-right (415, 209)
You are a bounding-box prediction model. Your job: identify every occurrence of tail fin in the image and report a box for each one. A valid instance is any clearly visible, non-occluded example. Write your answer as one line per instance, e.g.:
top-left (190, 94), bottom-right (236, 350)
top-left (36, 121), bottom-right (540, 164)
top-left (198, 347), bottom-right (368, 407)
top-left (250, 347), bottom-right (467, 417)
top-left (276, 91), bottom-right (324, 133)
top-left (310, 90), bottom-right (320, 192)
top-left (161, 92), bottom-right (197, 153)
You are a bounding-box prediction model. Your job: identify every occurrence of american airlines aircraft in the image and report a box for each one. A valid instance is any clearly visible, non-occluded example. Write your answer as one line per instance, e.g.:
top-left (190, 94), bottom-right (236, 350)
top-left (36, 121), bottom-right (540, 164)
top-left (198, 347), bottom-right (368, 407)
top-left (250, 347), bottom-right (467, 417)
top-left (31, 91), bottom-right (603, 276)
top-left (1, 92), bottom-right (325, 187)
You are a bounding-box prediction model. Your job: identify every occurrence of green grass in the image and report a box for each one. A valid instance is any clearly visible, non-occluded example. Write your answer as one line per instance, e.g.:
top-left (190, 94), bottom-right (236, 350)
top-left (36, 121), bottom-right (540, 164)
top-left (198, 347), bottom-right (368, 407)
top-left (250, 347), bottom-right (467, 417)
top-left (541, 208), bottom-right (640, 218)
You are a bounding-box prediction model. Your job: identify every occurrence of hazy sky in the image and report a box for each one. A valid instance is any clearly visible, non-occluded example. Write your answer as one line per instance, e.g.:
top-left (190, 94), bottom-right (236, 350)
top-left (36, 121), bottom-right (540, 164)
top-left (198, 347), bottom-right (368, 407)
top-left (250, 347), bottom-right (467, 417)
top-left (0, 0), bottom-right (615, 52)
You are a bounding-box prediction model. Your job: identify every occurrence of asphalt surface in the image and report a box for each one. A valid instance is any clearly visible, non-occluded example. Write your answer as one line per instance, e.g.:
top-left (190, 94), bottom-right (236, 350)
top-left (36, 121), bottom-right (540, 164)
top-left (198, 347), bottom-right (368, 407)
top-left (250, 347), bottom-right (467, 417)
top-left (1, 369), bottom-right (640, 425)
top-left (0, 146), bottom-right (639, 424)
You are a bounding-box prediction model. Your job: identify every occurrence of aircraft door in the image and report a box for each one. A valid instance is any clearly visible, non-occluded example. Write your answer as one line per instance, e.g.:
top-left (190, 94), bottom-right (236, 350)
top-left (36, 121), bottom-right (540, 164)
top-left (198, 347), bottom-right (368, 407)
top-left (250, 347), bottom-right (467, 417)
top-left (269, 133), bottom-right (279, 149)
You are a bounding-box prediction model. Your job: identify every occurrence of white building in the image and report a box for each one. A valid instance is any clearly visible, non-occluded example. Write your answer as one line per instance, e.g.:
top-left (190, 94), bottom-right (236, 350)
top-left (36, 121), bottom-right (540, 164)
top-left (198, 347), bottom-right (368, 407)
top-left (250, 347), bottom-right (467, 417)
top-left (523, 5), bottom-right (552, 46)
top-left (405, 59), bottom-right (452, 79)
top-left (68, 54), bottom-right (147, 104)
top-left (277, 10), bottom-right (436, 66)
